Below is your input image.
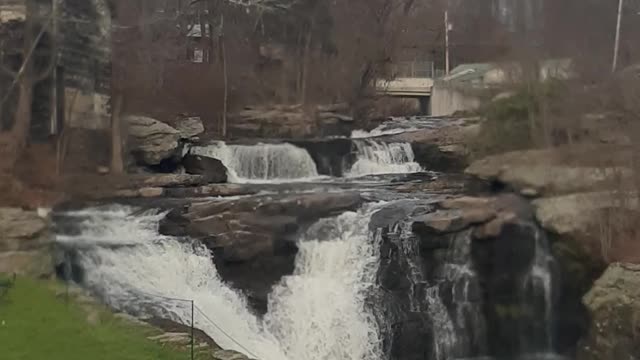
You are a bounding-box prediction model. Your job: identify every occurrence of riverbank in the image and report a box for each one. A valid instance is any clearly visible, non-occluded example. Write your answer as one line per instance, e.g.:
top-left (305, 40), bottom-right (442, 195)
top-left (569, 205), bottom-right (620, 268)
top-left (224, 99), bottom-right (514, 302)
top-left (0, 277), bottom-right (205, 360)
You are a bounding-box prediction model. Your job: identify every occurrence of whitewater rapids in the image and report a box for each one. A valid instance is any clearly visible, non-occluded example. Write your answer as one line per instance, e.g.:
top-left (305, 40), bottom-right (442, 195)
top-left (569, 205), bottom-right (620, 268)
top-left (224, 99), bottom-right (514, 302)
top-left (55, 204), bottom-right (385, 360)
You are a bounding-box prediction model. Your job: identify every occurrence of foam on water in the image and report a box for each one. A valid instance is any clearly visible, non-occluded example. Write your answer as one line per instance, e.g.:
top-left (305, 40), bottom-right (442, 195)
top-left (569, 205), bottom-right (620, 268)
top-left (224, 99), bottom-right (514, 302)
top-left (191, 142), bottom-right (321, 183)
top-left (56, 204), bottom-right (384, 360)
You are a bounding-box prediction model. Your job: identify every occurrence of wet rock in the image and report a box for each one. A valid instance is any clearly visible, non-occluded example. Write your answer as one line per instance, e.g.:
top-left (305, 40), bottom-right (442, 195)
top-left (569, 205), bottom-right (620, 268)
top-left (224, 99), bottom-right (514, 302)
top-left (472, 212), bottom-right (517, 240)
top-left (291, 138), bottom-right (355, 177)
top-left (577, 263), bottom-right (640, 360)
top-left (182, 154), bottom-right (228, 183)
top-left (141, 174), bottom-right (208, 188)
top-left (440, 196), bottom-right (493, 210)
top-left (163, 184), bottom-right (256, 198)
top-left (139, 187), bottom-right (164, 198)
top-left (127, 115), bottom-right (181, 166)
top-left (212, 349), bottom-right (255, 360)
top-left (412, 142), bottom-right (468, 173)
top-left (160, 191), bottom-right (362, 313)
top-left (0, 208), bottom-right (53, 275)
top-left (413, 207), bottom-right (495, 236)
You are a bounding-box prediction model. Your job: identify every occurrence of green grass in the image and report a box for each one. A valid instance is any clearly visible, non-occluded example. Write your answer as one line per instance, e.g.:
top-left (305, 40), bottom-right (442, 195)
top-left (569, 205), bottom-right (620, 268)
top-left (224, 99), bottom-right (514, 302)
top-left (0, 277), bottom-right (195, 360)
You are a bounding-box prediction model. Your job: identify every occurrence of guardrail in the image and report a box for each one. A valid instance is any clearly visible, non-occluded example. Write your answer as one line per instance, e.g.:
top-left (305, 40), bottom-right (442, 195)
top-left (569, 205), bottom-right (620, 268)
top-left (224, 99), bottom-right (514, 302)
top-left (116, 289), bottom-right (260, 360)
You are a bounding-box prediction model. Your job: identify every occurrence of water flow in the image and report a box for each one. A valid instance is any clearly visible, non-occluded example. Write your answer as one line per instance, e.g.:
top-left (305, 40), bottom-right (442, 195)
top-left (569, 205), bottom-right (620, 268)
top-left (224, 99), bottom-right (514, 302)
top-left (348, 140), bottom-right (422, 177)
top-left (523, 225), bottom-right (556, 352)
top-left (438, 230), bottom-right (487, 357)
top-left (55, 204), bottom-right (384, 360)
top-left (390, 221), bottom-right (457, 360)
top-left (192, 142), bottom-right (320, 183)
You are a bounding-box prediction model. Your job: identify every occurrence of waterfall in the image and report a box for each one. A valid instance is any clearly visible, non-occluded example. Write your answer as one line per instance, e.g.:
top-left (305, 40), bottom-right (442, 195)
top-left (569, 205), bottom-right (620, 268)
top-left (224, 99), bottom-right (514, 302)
top-left (522, 225), bottom-right (556, 352)
top-left (348, 140), bottom-right (422, 177)
top-left (191, 142), bottom-right (320, 183)
top-left (55, 204), bottom-right (384, 360)
top-left (391, 221), bottom-right (458, 360)
top-left (436, 230), bottom-right (487, 357)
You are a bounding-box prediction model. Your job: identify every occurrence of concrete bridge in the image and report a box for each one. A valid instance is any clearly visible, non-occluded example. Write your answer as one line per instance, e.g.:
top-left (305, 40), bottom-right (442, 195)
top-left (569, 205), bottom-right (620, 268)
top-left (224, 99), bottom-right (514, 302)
top-left (375, 61), bottom-right (436, 114)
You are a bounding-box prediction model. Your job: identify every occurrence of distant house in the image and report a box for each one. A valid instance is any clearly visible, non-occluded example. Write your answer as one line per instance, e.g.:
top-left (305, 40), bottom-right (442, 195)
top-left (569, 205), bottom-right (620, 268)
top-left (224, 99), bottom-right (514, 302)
top-left (0, 0), bottom-right (113, 141)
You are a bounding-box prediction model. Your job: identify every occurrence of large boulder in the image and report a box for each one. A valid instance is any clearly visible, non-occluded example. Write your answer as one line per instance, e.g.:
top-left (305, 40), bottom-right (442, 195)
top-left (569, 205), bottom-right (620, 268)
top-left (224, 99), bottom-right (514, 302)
top-left (533, 191), bottom-right (640, 264)
top-left (0, 208), bottom-right (53, 275)
top-left (174, 115), bottom-right (205, 139)
top-left (182, 154), bottom-right (228, 183)
top-left (577, 263), bottom-right (640, 360)
top-left (465, 146), bottom-right (632, 196)
top-left (127, 115), bottom-right (181, 166)
top-left (160, 191), bottom-right (363, 313)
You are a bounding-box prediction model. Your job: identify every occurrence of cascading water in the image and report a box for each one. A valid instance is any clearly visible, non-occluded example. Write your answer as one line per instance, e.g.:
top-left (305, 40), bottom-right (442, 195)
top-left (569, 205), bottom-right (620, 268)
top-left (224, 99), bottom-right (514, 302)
top-left (390, 220), bottom-right (458, 360)
top-left (521, 225), bottom-right (556, 353)
top-left (348, 140), bottom-right (422, 177)
top-left (435, 229), bottom-right (487, 358)
top-left (191, 142), bottom-right (320, 183)
top-left (55, 203), bottom-right (385, 360)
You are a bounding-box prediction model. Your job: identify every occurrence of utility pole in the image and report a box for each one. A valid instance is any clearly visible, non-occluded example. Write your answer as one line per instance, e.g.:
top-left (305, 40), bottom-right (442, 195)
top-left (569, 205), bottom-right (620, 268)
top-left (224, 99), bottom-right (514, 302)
top-left (50, 0), bottom-right (60, 135)
top-left (612, 0), bottom-right (624, 72)
top-left (444, 10), bottom-right (450, 75)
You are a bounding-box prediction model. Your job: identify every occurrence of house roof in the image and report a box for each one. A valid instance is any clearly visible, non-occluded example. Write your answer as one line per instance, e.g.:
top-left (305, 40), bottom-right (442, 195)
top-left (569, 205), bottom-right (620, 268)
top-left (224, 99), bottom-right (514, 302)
top-left (0, 5), bottom-right (26, 23)
top-left (443, 63), bottom-right (494, 84)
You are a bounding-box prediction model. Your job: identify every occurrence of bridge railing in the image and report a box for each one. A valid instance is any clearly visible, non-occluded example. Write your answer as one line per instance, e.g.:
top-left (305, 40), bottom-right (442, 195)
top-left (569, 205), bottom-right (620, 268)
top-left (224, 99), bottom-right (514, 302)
top-left (392, 61), bottom-right (435, 79)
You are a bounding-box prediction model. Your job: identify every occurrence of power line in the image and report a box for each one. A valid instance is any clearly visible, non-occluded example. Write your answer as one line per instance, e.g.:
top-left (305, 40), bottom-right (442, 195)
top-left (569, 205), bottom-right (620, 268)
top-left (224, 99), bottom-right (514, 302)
top-left (194, 305), bottom-right (261, 360)
top-left (133, 288), bottom-right (261, 360)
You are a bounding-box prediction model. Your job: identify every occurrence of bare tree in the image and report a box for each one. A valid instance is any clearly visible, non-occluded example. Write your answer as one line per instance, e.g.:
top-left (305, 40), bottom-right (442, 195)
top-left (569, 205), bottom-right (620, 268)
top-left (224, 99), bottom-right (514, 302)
top-left (0, 0), bottom-right (56, 172)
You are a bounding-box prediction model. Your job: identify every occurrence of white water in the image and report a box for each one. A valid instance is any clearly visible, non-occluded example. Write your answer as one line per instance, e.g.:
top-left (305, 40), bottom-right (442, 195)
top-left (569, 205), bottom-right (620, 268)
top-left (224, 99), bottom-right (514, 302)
top-left (191, 142), bottom-right (320, 183)
top-left (524, 225), bottom-right (555, 351)
top-left (56, 204), bottom-right (384, 360)
top-left (348, 140), bottom-right (422, 177)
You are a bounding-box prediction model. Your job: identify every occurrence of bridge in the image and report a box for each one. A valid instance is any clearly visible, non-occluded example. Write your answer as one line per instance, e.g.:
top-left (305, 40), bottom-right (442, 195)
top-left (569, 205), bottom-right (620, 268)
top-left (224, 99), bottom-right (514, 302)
top-left (375, 61), bottom-right (438, 114)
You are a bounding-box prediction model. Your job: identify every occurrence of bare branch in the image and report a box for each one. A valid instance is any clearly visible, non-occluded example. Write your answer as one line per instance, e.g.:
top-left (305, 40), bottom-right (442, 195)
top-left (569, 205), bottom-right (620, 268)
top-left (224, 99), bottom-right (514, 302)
top-left (0, 15), bottom-right (53, 110)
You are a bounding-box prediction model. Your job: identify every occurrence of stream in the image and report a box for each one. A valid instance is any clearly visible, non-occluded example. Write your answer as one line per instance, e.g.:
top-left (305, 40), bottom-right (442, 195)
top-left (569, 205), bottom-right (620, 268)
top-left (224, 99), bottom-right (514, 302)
top-left (53, 117), bottom-right (567, 360)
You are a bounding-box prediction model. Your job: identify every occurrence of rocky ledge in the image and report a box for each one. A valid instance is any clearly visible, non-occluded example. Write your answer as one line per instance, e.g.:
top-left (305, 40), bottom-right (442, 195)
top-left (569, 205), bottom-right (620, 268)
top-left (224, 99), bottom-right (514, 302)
top-left (160, 191), bottom-right (363, 313)
top-left (371, 193), bottom-right (590, 359)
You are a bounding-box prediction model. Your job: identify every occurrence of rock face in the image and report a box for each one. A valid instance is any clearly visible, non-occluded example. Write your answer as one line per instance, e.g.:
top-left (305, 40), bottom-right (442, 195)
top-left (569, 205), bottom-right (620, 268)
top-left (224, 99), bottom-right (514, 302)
top-left (577, 263), bottom-right (640, 360)
top-left (0, 208), bottom-right (53, 276)
top-left (291, 138), bottom-right (355, 176)
top-left (533, 191), bottom-right (640, 264)
top-left (372, 194), bottom-right (586, 360)
top-left (182, 154), bottom-right (228, 183)
top-left (381, 118), bottom-right (480, 173)
top-left (160, 191), bottom-right (363, 313)
top-left (127, 115), bottom-right (182, 166)
top-left (228, 104), bottom-right (354, 139)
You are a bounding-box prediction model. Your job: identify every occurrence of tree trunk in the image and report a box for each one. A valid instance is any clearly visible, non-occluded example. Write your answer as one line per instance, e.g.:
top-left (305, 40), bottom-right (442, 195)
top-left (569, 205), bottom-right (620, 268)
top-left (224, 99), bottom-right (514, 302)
top-left (300, 19), bottom-right (315, 105)
top-left (220, 15), bottom-right (228, 138)
top-left (110, 94), bottom-right (125, 173)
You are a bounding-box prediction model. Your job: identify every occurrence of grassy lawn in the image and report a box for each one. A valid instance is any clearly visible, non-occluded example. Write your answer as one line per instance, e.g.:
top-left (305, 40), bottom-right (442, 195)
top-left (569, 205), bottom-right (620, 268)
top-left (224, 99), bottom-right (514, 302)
top-left (0, 277), bottom-right (197, 360)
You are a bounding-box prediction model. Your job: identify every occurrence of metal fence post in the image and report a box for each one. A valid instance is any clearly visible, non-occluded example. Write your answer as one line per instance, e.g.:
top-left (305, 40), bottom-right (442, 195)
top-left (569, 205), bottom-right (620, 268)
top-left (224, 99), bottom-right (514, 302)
top-left (191, 300), bottom-right (195, 360)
